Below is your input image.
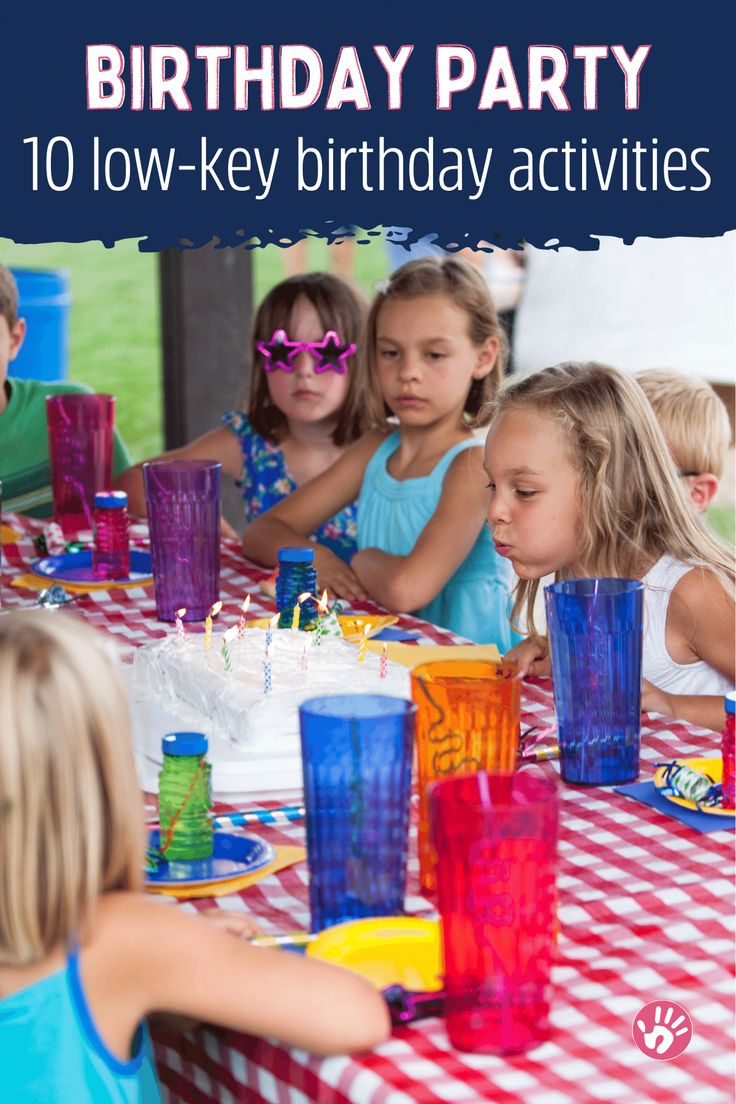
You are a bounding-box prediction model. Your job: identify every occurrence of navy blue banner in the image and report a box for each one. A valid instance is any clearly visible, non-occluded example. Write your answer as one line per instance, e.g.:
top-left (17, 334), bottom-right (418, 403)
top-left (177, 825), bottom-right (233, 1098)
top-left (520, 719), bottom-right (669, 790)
top-left (1, 2), bottom-right (733, 250)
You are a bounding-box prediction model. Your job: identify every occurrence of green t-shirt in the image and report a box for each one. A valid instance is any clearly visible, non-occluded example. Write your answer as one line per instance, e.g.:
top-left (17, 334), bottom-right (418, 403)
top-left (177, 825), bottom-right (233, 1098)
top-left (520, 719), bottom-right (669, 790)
top-left (0, 378), bottom-right (131, 518)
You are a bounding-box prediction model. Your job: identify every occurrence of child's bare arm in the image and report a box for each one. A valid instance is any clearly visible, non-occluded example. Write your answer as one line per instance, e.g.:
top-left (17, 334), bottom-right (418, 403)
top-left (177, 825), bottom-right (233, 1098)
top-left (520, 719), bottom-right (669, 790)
top-left (241, 431), bottom-right (386, 599)
top-left (114, 426), bottom-right (244, 518)
top-left (641, 681), bottom-right (726, 732)
top-left (121, 897), bottom-right (390, 1055)
top-left (646, 567), bottom-right (736, 731)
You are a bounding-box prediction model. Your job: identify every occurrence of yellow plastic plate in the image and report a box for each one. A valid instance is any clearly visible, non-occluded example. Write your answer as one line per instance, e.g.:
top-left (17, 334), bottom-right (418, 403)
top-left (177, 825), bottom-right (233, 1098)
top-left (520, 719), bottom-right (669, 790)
top-left (247, 612), bottom-right (398, 641)
top-left (307, 916), bottom-right (443, 991)
top-left (653, 756), bottom-right (733, 816)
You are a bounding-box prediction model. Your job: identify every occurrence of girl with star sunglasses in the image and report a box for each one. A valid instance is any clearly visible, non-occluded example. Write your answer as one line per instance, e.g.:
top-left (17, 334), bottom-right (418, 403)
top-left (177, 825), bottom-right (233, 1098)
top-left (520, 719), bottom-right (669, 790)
top-left (116, 273), bottom-right (367, 559)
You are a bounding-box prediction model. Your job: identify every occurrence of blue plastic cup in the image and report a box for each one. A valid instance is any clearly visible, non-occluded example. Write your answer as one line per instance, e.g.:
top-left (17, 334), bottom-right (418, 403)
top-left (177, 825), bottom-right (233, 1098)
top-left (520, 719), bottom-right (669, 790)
top-left (299, 694), bottom-right (415, 932)
top-left (545, 578), bottom-right (643, 785)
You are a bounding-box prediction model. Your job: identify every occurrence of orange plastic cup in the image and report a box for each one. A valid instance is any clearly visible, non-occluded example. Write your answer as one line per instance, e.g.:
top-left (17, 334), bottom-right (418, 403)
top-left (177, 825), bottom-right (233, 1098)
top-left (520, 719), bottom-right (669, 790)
top-left (411, 659), bottom-right (520, 896)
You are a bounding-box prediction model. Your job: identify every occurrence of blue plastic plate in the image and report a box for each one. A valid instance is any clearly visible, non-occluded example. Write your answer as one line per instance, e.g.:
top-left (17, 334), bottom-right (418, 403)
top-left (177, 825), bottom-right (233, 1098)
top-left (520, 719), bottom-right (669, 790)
top-left (145, 829), bottom-right (275, 887)
top-left (31, 548), bottom-right (153, 585)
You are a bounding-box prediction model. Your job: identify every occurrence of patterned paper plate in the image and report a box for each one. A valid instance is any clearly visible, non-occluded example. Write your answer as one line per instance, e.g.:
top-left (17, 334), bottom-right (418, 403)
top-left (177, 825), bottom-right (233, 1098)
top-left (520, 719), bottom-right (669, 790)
top-left (653, 756), bottom-right (733, 817)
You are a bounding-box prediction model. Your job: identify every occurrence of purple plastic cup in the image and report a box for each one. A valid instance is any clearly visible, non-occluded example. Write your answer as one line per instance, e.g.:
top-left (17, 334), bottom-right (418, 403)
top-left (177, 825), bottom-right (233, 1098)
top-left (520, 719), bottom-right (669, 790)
top-left (46, 393), bottom-right (114, 534)
top-left (143, 460), bottom-right (221, 622)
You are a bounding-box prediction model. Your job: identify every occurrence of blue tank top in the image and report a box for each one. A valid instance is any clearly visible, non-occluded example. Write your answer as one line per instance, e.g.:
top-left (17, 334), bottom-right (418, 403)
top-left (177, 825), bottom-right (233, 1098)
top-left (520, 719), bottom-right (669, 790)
top-left (0, 947), bottom-right (162, 1103)
top-left (357, 433), bottom-right (517, 648)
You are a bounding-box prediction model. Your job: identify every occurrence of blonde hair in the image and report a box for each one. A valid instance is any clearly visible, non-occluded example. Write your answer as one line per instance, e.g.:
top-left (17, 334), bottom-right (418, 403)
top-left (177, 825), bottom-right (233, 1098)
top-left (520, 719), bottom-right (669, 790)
top-left (486, 362), bottom-right (736, 635)
top-left (636, 369), bottom-right (732, 479)
top-left (0, 613), bottom-right (144, 965)
top-left (364, 257), bottom-right (507, 428)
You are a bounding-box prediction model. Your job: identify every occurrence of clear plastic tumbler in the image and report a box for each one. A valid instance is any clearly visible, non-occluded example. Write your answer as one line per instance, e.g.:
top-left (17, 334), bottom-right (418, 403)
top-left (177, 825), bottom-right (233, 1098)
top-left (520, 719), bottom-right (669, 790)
top-left (546, 578), bottom-right (643, 785)
top-left (299, 694), bottom-right (415, 933)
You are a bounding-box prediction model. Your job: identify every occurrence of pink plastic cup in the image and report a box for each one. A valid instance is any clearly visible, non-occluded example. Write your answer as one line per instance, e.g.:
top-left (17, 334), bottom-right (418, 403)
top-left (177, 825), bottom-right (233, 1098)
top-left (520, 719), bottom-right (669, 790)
top-left (430, 770), bottom-right (559, 1055)
top-left (46, 393), bottom-right (115, 534)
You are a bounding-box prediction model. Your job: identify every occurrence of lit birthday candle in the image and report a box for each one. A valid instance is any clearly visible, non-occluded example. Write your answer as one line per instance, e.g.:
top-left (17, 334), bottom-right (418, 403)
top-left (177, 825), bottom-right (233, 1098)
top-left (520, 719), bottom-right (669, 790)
top-left (221, 626), bottom-right (236, 673)
top-left (265, 613), bottom-right (279, 651)
top-left (315, 590), bottom-right (328, 647)
top-left (291, 591), bottom-right (312, 634)
top-left (204, 600), bottom-right (222, 650)
top-left (175, 607), bottom-right (186, 641)
top-left (357, 623), bottom-right (369, 663)
top-left (237, 595), bottom-right (251, 639)
top-left (380, 641), bottom-right (388, 679)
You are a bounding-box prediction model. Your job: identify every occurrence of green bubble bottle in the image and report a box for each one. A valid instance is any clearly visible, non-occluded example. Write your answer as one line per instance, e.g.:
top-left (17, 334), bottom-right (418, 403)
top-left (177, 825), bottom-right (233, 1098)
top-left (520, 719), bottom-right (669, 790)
top-left (158, 732), bottom-right (213, 861)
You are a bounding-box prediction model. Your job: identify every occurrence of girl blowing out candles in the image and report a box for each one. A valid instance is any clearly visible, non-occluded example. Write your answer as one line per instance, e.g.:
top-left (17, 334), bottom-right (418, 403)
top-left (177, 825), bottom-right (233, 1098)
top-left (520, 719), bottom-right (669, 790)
top-left (485, 362), bottom-right (735, 732)
top-left (243, 258), bottom-right (517, 649)
top-left (0, 613), bottom-right (390, 1102)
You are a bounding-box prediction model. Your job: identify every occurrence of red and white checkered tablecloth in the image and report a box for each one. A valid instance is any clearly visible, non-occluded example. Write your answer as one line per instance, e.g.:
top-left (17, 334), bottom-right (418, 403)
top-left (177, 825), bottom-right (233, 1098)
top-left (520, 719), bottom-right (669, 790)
top-left (2, 514), bottom-right (734, 1104)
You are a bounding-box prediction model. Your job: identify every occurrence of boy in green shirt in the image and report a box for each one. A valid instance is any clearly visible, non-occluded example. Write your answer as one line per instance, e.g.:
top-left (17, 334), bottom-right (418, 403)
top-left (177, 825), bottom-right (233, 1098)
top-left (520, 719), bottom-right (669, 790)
top-left (0, 265), bottom-right (130, 517)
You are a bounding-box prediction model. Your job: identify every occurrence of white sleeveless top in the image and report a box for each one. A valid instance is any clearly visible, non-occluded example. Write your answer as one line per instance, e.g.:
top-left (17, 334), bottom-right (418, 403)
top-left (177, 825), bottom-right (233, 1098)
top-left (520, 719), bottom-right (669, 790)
top-left (642, 555), bottom-right (733, 696)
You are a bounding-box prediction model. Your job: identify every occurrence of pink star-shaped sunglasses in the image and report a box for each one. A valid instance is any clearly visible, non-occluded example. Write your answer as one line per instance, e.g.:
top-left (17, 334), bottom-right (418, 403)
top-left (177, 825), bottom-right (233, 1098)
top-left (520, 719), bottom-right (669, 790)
top-left (256, 329), bottom-right (356, 374)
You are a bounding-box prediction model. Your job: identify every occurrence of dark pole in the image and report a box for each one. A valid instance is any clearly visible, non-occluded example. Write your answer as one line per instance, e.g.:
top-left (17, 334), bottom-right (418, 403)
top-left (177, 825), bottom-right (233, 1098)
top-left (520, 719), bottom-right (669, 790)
top-left (159, 244), bottom-right (253, 530)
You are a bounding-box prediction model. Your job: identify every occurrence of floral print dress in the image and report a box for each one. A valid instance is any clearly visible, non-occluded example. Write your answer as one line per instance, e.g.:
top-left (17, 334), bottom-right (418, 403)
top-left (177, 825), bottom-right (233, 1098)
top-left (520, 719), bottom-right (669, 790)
top-left (223, 411), bottom-right (358, 563)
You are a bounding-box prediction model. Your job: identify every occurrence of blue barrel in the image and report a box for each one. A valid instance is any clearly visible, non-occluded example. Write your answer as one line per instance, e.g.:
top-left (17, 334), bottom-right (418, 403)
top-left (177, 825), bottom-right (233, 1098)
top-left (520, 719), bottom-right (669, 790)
top-left (8, 268), bottom-right (71, 381)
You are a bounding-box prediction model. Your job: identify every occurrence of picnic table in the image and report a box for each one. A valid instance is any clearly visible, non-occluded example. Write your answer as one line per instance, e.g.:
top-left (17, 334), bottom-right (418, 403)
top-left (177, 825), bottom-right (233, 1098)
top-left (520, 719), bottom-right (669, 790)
top-left (2, 513), bottom-right (733, 1104)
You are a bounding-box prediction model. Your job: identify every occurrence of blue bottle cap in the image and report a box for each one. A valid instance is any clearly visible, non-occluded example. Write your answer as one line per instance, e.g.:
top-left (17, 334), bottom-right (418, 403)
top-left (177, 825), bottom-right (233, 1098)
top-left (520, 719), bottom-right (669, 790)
top-left (162, 732), bottom-right (208, 757)
top-left (726, 692), bottom-right (736, 715)
top-left (94, 490), bottom-right (128, 509)
top-left (278, 546), bottom-right (314, 564)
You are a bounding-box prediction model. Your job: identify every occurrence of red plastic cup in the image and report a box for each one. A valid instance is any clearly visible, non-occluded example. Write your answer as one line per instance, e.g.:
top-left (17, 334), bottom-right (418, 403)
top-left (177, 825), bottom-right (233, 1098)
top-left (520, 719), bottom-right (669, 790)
top-left (430, 770), bottom-right (558, 1055)
top-left (46, 393), bottom-right (115, 534)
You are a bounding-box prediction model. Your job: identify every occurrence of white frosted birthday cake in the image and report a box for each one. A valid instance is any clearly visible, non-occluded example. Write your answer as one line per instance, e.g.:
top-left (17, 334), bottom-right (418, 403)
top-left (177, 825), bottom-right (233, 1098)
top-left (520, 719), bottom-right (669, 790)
top-left (132, 629), bottom-right (410, 783)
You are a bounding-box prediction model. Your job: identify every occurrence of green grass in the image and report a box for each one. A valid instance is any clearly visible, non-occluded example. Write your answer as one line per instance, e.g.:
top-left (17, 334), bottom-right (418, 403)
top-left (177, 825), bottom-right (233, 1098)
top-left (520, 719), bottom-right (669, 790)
top-left (0, 234), bottom-right (389, 461)
top-left (1, 238), bottom-right (163, 459)
top-left (708, 505), bottom-right (736, 545)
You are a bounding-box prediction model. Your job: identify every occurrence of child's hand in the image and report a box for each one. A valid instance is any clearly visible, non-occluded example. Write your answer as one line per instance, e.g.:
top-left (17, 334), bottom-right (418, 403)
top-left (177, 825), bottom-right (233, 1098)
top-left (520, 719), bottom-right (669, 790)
top-left (641, 678), bottom-right (675, 718)
top-left (199, 908), bottom-right (263, 940)
top-left (220, 517), bottom-right (239, 542)
top-left (505, 636), bottom-right (551, 678)
top-left (315, 546), bottom-right (367, 602)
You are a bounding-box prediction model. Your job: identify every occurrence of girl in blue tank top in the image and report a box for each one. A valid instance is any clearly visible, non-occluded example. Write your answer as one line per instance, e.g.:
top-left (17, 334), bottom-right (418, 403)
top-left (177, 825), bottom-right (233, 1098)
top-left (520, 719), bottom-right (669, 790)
top-left (0, 614), bottom-right (390, 1104)
top-left (243, 257), bottom-right (517, 649)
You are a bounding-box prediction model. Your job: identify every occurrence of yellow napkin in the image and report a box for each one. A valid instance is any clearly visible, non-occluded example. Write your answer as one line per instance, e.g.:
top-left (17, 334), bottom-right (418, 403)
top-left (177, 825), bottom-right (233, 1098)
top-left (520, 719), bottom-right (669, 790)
top-left (362, 641), bottom-right (501, 666)
top-left (11, 572), bottom-right (152, 593)
top-left (1, 524), bottom-right (21, 543)
top-left (147, 845), bottom-right (306, 899)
